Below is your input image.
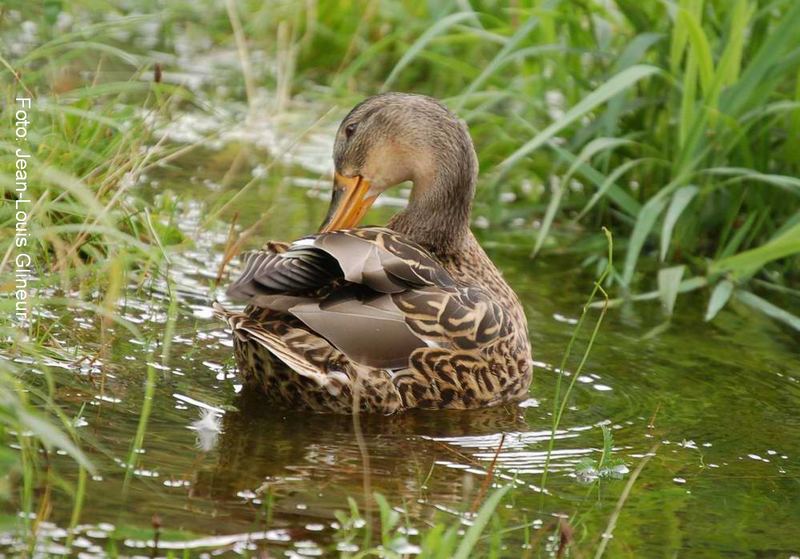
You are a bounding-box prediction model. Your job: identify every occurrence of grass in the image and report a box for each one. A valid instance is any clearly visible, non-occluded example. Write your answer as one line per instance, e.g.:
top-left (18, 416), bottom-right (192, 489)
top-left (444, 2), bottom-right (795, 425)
top-left (259, 0), bottom-right (800, 328)
top-left (0, 10), bottom-right (192, 552)
top-left (541, 227), bottom-right (613, 492)
top-left (5, 1), bottom-right (798, 325)
top-left (0, 0), bottom-right (798, 557)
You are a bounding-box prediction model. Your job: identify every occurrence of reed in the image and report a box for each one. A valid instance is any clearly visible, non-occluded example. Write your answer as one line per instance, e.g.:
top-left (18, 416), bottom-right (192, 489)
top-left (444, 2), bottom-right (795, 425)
top-left (254, 0), bottom-right (800, 328)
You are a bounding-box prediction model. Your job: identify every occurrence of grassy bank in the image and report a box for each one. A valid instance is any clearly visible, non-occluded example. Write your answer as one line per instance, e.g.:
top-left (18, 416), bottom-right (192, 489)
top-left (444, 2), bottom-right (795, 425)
top-left (307, 0), bottom-right (800, 327)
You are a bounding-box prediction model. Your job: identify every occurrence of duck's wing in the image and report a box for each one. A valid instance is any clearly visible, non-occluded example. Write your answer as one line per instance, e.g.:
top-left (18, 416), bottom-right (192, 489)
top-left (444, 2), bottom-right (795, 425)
top-left (226, 227), bottom-right (453, 301)
top-left (224, 228), bottom-right (512, 372)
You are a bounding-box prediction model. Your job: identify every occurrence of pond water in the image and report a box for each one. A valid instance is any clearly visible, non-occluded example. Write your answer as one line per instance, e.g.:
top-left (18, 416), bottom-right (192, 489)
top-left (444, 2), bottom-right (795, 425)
top-left (4, 104), bottom-right (800, 558)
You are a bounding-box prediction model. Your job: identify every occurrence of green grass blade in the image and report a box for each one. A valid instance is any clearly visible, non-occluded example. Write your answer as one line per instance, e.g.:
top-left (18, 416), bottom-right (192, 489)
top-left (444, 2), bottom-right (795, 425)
top-left (735, 290), bottom-right (800, 331)
top-left (16, 409), bottom-right (95, 474)
top-left (678, 47), bottom-right (699, 149)
top-left (567, 138), bottom-right (636, 179)
top-left (669, 0), bottom-right (692, 74)
top-left (456, 0), bottom-right (561, 108)
top-left (661, 185), bottom-right (699, 260)
top-left (679, 8), bottom-right (714, 96)
top-left (531, 179), bottom-right (564, 257)
top-left (719, 212), bottom-right (757, 259)
top-left (25, 40), bottom-right (142, 67)
top-left (707, 0), bottom-right (751, 107)
top-left (381, 12), bottom-right (476, 91)
top-left (546, 141), bottom-right (642, 217)
top-left (710, 222), bottom-right (800, 277)
top-left (705, 279), bottom-right (735, 321)
top-left (123, 363), bottom-right (158, 492)
top-left (591, 276), bottom-right (708, 309)
top-left (542, 229), bottom-right (614, 492)
top-left (720, 1), bottom-right (800, 116)
top-left (614, 32), bottom-right (664, 73)
top-left (704, 167), bottom-right (800, 196)
top-left (535, 138), bottom-right (637, 257)
top-left (452, 485), bottom-right (511, 559)
top-left (788, 69), bottom-right (800, 159)
top-left (18, 15), bottom-right (154, 64)
top-left (498, 65), bottom-right (661, 175)
top-left (599, 32), bottom-right (664, 137)
top-left (576, 158), bottom-right (661, 221)
top-left (622, 195), bottom-right (669, 286)
top-left (658, 265), bottom-right (685, 315)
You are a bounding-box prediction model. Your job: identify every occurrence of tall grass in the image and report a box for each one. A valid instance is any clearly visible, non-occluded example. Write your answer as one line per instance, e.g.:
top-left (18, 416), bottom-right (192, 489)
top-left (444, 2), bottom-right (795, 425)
top-left (0, 12), bottom-right (193, 548)
top-left (213, 0), bottom-right (800, 328)
top-left (8, 3), bottom-right (796, 328)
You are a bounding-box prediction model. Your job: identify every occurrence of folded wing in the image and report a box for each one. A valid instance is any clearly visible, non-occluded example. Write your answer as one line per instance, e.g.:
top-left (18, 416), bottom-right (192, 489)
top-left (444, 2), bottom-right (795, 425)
top-left (225, 228), bottom-right (505, 370)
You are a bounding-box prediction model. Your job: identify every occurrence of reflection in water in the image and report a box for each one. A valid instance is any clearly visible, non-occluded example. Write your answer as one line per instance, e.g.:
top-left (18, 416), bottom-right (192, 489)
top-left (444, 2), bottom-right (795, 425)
top-left (180, 386), bottom-right (602, 555)
top-left (195, 388), bottom-right (533, 506)
top-left (190, 409), bottom-right (223, 452)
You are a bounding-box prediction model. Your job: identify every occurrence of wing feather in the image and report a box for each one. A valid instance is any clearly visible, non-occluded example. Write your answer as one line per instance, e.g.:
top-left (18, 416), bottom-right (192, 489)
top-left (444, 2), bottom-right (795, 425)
top-left (227, 228), bottom-right (454, 302)
top-left (224, 228), bottom-right (505, 370)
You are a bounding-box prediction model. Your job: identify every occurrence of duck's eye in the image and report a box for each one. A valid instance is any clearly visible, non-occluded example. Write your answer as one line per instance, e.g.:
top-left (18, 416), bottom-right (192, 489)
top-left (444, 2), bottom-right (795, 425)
top-left (345, 122), bottom-right (358, 139)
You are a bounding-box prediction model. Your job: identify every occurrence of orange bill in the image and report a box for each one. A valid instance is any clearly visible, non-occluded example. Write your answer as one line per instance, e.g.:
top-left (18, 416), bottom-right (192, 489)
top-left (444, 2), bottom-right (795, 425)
top-left (319, 172), bottom-right (376, 232)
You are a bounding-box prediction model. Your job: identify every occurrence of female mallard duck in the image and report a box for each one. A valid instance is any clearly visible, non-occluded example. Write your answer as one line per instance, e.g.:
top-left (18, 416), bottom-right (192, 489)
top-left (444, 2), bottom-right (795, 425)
top-left (215, 93), bottom-right (531, 413)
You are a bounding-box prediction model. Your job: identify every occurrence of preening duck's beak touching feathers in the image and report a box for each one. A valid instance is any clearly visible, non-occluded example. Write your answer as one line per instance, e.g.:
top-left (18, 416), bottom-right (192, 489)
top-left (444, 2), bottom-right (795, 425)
top-left (319, 173), bottom-right (375, 232)
top-left (319, 93), bottom-right (479, 252)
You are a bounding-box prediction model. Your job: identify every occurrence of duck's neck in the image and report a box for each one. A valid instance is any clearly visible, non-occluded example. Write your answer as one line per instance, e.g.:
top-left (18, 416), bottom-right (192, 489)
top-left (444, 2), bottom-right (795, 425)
top-left (387, 142), bottom-right (478, 255)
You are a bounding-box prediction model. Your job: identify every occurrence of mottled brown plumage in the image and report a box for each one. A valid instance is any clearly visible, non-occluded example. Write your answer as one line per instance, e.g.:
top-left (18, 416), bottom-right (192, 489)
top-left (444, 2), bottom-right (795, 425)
top-left (214, 93), bottom-right (532, 413)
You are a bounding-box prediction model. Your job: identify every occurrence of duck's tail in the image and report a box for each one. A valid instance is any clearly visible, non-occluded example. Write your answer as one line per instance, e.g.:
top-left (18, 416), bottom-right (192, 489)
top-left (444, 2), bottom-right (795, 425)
top-left (212, 301), bottom-right (338, 388)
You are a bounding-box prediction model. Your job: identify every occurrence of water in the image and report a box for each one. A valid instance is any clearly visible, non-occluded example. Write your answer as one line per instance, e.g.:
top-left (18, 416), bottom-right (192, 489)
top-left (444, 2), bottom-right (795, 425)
top-left (6, 138), bottom-right (800, 556)
top-left (4, 81), bottom-right (800, 559)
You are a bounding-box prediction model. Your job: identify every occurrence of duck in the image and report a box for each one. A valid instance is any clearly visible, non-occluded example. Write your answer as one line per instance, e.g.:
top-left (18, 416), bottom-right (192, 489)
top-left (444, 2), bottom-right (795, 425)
top-left (214, 93), bottom-right (532, 414)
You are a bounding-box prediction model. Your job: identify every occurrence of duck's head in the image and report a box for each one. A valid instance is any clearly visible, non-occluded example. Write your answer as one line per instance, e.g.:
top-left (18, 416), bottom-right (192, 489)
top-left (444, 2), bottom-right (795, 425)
top-left (320, 93), bottom-right (478, 245)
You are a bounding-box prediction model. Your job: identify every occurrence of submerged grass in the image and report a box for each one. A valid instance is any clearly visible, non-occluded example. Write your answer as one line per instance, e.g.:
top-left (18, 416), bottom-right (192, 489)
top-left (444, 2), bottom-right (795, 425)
top-left (542, 228), bottom-right (613, 493)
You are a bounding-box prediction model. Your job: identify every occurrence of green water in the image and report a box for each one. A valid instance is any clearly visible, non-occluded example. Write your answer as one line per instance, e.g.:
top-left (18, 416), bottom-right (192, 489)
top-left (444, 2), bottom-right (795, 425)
top-left (3, 134), bottom-right (799, 557)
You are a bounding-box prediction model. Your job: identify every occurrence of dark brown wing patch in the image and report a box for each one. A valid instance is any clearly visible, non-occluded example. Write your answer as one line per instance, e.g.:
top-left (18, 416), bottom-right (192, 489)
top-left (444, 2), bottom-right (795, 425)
top-left (227, 243), bottom-right (341, 300)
